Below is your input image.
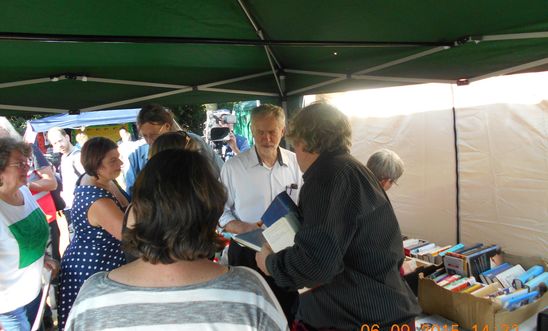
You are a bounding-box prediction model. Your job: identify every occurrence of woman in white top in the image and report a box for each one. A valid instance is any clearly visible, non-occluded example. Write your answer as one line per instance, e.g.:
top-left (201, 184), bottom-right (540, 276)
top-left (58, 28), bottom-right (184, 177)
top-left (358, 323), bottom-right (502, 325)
top-left (0, 137), bottom-right (59, 331)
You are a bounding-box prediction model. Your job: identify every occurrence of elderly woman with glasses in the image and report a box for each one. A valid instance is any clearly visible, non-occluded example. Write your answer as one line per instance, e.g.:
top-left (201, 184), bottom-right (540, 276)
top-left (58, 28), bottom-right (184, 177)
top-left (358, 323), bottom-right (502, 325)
top-left (57, 137), bottom-right (129, 331)
top-left (366, 148), bottom-right (405, 191)
top-left (0, 137), bottom-right (59, 331)
top-left (65, 149), bottom-right (287, 331)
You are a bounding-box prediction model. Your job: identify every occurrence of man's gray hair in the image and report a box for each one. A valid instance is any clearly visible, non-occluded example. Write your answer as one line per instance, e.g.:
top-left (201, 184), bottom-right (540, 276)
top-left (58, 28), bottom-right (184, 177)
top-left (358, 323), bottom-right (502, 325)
top-left (366, 149), bottom-right (404, 183)
top-left (287, 103), bottom-right (351, 154)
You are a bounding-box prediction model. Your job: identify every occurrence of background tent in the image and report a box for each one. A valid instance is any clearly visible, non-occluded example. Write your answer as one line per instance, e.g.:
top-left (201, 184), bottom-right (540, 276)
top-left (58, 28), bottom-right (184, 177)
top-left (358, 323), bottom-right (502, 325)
top-left (27, 109), bottom-right (140, 132)
top-left (1, 1), bottom-right (547, 114)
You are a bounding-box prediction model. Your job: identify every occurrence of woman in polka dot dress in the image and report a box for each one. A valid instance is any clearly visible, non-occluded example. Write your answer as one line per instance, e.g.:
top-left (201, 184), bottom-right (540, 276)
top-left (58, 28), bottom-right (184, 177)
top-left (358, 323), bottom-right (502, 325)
top-left (58, 137), bottom-right (129, 330)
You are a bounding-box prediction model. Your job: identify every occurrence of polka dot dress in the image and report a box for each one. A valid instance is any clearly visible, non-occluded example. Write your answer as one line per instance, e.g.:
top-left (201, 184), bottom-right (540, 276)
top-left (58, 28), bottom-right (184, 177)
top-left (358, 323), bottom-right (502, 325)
top-left (58, 185), bottom-right (127, 330)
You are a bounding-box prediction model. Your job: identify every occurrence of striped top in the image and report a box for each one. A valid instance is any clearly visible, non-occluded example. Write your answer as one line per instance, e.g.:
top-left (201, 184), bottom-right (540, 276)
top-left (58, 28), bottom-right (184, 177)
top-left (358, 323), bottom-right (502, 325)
top-left (64, 266), bottom-right (288, 331)
top-left (267, 150), bottom-right (421, 330)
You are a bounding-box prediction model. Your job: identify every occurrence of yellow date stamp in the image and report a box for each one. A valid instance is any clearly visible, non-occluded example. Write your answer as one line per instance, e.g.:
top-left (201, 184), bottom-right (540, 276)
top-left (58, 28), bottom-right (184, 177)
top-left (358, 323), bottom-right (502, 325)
top-left (360, 323), bottom-right (520, 331)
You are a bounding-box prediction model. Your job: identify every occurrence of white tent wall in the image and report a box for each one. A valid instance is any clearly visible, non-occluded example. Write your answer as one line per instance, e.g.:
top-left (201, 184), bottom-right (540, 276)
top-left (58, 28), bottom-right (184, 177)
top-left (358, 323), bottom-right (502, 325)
top-left (350, 110), bottom-right (457, 245)
top-left (306, 72), bottom-right (548, 259)
top-left (454, 77), bottom-right (548, 259)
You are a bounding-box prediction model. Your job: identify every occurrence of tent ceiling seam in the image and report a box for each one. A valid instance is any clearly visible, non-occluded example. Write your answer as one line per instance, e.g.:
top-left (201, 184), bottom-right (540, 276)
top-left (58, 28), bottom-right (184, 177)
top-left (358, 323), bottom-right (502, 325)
top-left (236, 0), bottom-right (284, 97)
top-left (0, 31), bottom-right (452, 47)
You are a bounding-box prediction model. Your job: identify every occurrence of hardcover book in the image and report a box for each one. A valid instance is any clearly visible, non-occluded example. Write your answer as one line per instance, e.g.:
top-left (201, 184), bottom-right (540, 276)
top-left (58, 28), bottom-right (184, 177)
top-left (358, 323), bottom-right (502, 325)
top-left (234, 191), bottom-right (301, 253)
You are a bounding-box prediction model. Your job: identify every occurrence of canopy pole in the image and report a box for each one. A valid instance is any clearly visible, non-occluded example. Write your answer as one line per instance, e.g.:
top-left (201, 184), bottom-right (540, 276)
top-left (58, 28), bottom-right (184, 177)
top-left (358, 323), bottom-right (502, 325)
top-left (85, 77), bottom-right (189, 89)
top-left (200, 87), bottom-right (278, 97)
top-left (468, 57), bottom-right (548, 83)
top-left (236, 0), bottom-right (284, 97)
top-left (354, 46), bottom-right (450, 75)
top-left (0, 104), bottom-right (68, 113)
top-left (0, 76), bottom-right (66, 89)
top-left (473, 31), bottom-right (548, 42)
top-left (79, 87), bottom-right (193, 112)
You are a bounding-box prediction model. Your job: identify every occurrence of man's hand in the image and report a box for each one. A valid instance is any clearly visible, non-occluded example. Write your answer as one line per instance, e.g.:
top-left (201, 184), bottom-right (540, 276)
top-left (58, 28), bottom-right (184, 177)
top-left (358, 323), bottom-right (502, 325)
top-left (256, 243), bottom-right (273, 276)
top-left (44, 256), bottom-right (60, 280)
top-left (224, 219), bottom-right (263, 234)
top-left (227, 132), bottom-right (241, 155)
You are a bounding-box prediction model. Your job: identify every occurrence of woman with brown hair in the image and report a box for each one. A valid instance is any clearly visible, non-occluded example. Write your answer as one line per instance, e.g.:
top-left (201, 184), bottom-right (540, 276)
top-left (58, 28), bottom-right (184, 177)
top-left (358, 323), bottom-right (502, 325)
top-left (65, 149), bottom-right (287, 331)
top-left (58, 137), bottom-right (128, 330)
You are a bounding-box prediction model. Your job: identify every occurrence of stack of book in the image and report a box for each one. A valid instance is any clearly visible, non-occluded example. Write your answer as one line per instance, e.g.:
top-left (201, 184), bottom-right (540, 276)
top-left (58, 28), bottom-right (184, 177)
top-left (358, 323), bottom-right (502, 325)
top-left (441, 262), bottom-right (547, 311)
top-left (443, 244), bottom-right (501, 281)
top-left (403, 239), bottom-right (467, 265)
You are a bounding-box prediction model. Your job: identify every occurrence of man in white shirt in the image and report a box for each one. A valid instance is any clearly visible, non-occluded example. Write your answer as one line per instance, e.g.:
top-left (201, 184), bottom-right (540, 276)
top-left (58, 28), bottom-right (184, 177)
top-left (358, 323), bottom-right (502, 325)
top-left (47, 127), bottom-right (85, 226)
top-left (219, 104), bottom-right (302, 321)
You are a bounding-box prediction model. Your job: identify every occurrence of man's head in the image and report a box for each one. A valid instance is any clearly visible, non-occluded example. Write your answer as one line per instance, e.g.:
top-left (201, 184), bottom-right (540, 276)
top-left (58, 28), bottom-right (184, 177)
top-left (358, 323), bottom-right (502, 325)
top-left (0, 117), bottom-right (21, 139)
top-left (137, 104), bottom-right (175, 145)
top-left (250, 104), bottom-right (286, 154)
top-left (119, 127), bottom-right (132, 143)
top-left (47, 127), bottom-right (73, 155)
top-left (366, 149), bottom-right (404, 191)
top-left (287, 103), bottom-right (351, 172)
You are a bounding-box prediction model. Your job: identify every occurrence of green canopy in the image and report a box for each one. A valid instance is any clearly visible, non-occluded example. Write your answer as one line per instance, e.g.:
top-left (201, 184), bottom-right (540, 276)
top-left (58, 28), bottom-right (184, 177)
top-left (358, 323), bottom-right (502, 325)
top-left (1, 1), bottom-right (547, 114)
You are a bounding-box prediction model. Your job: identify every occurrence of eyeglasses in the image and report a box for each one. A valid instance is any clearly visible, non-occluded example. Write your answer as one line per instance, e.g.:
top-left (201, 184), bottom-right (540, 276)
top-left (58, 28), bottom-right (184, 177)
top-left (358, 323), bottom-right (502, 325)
top-left (8, 160), bottom-right (31, 169)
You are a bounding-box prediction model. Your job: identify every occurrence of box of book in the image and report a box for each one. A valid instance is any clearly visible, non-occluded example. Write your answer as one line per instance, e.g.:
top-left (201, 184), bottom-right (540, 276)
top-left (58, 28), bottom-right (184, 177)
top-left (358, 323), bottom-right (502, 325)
top-left (418, 258), bottom-right (548, 331)
top-left (403, 257), bottom-right (440, 296)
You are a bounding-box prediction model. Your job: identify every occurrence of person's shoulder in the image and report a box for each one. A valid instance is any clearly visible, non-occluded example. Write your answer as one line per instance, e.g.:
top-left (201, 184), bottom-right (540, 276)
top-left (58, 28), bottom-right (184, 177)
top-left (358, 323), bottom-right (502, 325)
top-left (227, 266), bottom-right (272, 292)
top-left (225, 148), bottom-right (253, 167)
top-left (77, 272), bottom-right (110, 298)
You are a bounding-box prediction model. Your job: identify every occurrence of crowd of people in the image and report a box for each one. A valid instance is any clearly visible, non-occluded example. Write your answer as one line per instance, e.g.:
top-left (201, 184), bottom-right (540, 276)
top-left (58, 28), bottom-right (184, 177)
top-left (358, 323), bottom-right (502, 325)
top-left (0, 103), bottom-right (418, 331)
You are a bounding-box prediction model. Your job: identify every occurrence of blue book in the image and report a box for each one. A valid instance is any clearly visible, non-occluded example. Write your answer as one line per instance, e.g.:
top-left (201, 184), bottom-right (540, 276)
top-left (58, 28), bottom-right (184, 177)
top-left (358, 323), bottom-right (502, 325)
top-left (438, 243), bottom-right (464, 257)
top-left (524, 271), bottom-right (548, 291)
top-left (480, 262), bottom-right (512, 284)
top-left (233, 228), bottom-right (265, 252)
top-left (513, 265), bottom-right (544, 289)
top-left (261, 191), bottom-right (300, 227)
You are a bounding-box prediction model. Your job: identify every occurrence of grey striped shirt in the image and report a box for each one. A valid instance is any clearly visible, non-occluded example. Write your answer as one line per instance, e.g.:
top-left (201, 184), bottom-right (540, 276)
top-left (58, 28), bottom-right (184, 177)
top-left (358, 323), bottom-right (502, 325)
top-left (65, 266), bottom-right (288, 331)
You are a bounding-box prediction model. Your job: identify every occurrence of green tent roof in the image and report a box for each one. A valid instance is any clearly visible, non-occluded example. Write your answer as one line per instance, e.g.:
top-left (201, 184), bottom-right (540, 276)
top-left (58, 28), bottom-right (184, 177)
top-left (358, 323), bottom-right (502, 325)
top-left (1, 1), bottom-right (547, 114)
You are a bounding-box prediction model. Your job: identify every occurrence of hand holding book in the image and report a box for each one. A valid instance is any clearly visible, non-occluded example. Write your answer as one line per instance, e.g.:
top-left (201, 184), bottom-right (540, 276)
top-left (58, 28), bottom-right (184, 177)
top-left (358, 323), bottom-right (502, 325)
top-left (255, 243), bottom-right (273, 276)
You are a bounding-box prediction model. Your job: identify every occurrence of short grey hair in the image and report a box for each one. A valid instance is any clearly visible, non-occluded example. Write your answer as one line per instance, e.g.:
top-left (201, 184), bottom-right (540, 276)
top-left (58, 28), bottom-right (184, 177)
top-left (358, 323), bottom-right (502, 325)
top-left (366, 149), bottom-right (404, 183)
top-left (0, 137), bottom-right (32, 172)
top-left (250, 104), bottom-right (286, 128)
top-left (287, 103), bottom-right (351, 154)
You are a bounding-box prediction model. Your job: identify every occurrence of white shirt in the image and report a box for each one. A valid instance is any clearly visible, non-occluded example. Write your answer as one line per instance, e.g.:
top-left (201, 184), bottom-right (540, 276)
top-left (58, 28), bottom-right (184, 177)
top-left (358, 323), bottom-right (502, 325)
top-left (0, 186), bottom-right (48, 313)
top-left (60, 147), bottom-right (85, 209)
top-left (219, 146), bottom-right (302, 228)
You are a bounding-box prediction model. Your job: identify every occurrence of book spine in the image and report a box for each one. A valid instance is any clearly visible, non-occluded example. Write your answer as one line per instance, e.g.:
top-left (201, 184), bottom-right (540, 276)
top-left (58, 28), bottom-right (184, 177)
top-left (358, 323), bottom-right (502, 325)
top-left (438, 243), bottom-right (464, 257)
top-left (513, 265), bottom-right (544, 289)
top-left (524, 271), bottom-right (548, 291)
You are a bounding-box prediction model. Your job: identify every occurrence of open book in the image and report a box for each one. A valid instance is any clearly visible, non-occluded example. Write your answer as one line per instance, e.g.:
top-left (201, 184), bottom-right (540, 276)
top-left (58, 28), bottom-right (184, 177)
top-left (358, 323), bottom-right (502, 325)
top-left (233, 191), bottom-right (301, 253)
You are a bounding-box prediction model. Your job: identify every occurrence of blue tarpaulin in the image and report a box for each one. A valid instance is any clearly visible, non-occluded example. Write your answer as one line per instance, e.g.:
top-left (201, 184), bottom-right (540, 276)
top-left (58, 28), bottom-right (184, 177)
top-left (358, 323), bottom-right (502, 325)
top-left (28, 109), bottom-right (140, 132)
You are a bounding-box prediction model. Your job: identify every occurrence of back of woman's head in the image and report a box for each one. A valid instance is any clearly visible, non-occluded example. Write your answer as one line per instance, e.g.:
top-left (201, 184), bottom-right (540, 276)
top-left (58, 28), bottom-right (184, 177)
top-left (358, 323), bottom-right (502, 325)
top-left (149, 131), bottom-right (199, 159)
top-left (81, 137), bottom-right (118, 177)
top-left (124, 149), bottom-right (227, 264)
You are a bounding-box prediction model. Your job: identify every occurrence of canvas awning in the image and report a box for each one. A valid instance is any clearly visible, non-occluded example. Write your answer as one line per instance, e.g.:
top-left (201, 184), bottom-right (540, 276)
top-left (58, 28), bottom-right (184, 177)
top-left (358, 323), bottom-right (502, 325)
top-left (1, 1), bottom-right (547, 114)
top-left (27, 109), bottom-right (140, 132)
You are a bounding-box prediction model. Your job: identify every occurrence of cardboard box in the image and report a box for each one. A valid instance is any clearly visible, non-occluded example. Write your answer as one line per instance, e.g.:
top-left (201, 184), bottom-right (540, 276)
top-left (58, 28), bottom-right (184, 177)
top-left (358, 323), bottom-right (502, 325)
top-left (419, 271), bottom-right (548, 330)
top-left (404, 257), bottom-right (440, 296)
